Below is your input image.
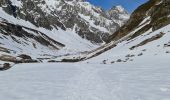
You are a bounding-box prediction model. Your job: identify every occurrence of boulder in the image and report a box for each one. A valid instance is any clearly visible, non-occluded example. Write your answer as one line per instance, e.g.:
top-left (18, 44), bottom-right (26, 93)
top-left (17, 54), bottom-right (32, 59)
top-left (0, 63), bottom-right (12, 71)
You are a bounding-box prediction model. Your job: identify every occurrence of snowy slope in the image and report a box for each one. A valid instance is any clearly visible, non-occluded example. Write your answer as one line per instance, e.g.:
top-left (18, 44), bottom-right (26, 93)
top-left (0, 7), bottom-right (97, 50)
top-left (51, 14), bottom-right (170, 64)
top-left (83, 0), bottom-right (170, 64)
top-left (87, 23), bottom-right (170, 64)
top-left (0, 6), bottom-right (97, 59)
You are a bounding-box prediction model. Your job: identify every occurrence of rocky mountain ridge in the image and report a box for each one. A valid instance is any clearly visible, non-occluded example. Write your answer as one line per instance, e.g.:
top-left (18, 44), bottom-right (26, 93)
top-left (0, 0), bottom-right (129, 43)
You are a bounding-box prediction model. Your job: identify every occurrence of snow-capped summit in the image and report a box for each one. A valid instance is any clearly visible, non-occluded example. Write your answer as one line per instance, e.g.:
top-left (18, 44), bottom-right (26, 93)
top-left (110, 5), bottom-right (127, 13)
top-left (107, 5), bottom-right (130, 26)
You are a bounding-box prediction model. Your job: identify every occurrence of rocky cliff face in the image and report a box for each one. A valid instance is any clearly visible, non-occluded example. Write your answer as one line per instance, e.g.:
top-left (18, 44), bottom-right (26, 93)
top-left (109, 0), bottom-right (170, 42)
top-left (0, 0), bottom-right (129, 43)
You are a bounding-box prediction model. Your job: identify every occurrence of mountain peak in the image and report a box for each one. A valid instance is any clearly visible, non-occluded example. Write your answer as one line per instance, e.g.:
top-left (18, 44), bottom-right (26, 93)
top-left (109, 5), bottom-right (128, 14)
top-left (111, 5), bottom-right (125, 12)
top-left (106, 5), bottom-right (130, 26)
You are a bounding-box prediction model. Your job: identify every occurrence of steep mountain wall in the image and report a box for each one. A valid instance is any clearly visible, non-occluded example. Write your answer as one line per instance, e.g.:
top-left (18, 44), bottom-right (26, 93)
top-left (109, 0), bottom-right (170, 42)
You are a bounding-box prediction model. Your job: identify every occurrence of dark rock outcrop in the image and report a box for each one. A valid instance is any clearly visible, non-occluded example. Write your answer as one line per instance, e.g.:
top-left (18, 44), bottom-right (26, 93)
top-left (0, 63), bottom-right (12, 71)
top-left (0, 22), bottom-right (65, 50)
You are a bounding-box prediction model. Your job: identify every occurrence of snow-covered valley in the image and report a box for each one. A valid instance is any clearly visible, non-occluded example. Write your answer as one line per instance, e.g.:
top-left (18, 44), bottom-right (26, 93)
top-left (0, 61), bottom-right (170, 100)
top-left (1, 23), bottom-right (170, 100)
top-left (0, 0), bottom-right (170, 99)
